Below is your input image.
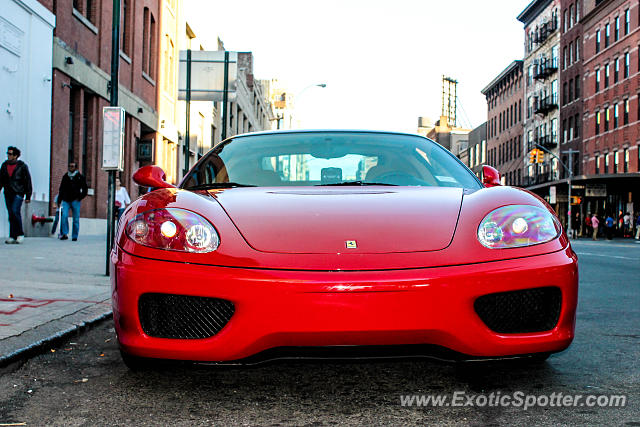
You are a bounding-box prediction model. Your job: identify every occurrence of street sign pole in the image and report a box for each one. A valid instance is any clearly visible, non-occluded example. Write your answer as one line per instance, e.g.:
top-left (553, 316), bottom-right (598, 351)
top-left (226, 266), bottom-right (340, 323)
top-left (183, 49), bottom-right (192, 177)
top-left (106, 0), bottom-right (121, 276)
top-left (562, 149), bottom-right (580, 239)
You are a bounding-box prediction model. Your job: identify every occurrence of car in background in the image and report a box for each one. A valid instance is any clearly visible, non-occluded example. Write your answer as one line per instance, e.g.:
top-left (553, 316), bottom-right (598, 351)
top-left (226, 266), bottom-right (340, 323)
top-left (111, 130), bottom-right (578, 369)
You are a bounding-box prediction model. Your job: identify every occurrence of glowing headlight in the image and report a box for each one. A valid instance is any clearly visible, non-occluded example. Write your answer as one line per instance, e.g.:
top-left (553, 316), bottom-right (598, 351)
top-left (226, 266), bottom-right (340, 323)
top-left (478, 205), bottom-right (560, 249)
top-left (160, 221), bottom-right (177, 238)
top-left (126, 208), bottom-right (220, 253)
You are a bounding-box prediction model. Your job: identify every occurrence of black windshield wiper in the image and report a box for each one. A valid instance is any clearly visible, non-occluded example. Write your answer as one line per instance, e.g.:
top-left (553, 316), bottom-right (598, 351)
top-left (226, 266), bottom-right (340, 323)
top-left (317, 181), bottom-right (397, 186)
top-left (185, 183), bottom-right (257, 190)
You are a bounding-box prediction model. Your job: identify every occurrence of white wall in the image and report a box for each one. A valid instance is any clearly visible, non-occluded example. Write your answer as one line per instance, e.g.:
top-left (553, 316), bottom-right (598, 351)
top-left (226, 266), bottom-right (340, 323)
top-left (0, 0), bottom-right (55, 237)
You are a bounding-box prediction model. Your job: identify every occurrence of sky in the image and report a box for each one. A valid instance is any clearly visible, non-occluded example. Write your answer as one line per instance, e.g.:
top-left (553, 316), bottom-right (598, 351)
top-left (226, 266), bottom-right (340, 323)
top-left (184, 0), bottom-right (533, 133)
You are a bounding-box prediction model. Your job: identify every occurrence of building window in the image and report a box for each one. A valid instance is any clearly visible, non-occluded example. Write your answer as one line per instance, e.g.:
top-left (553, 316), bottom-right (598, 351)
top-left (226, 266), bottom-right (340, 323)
top-left (74, 0), bottom-right (96, 24)
top-left (604, 63), bottom-right (609, 87)
top-left (570, 4), bottom-right (574, 27)
top-left (624, 99), bottom-right (629, 124)
top-left (625, 9), bottom-right (630, 35)
top-left (596, 29), bottom-right (601, 53)
top-left (570, 41), bottom-right (574, 65)
top-left (595, 111), bottom-right (600, 134)
top-left (596, 68), bottom-right (600, 91)
top-left (563, 118), bottom-right (568, 142)
top-left (563, 82), bottom-right (568, 105)
top-left (595, 154), bottom-right (600, 174)
top-left (575, 75), bottom-right (580, 98)
top-left (624, 148), bottom-right (629, 172)
top-left (142, 8), bottom-right (149, 74)
top-left (564, 9), bottom-right (568, 32)
top-left (624, 52), bottom-right (629, 78)
top-left (604, 153), bottom-right (609, 173)
top-left (576, 1), bottom-right (580, 22)
top-left (518, 100), bottom-right (522, 122)
top-left (614, 104), bottom-right (619, 128)
top-left (615, 16), bottom-right (620, 41)
top-left (614, 151), bottom-right (618, 173)
top-left (563, 46), bottom-right (568, 69)
top-left (552, 118), bottom-right (558, 143)
top-left (614, 58), bottom-right (619, 83)
top-left (605, 23), bottom-right (610, 47)
top-left (142, 8), bottom-right (157, 79)
top-left (574, 114), bottom-right (580, 138)
top-left (604, 108), bottom-right (609, 131)
top-left (121, 0), bottom-right (130, 55)
top-left (569, 79), bottom-right (574, 102)
top-left (575, 37), bottom-right (580, 61)
top-left (568, 116), bottom-right (574, 140)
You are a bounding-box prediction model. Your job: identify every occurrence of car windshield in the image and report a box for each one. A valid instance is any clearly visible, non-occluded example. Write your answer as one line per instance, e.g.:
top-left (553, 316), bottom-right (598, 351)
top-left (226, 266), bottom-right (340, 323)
top-left (181, 131), bottom-right (482, 189)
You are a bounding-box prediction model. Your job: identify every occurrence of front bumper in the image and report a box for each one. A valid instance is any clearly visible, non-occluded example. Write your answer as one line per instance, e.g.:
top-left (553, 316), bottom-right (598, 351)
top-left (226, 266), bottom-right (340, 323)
top-left (111, 247), bottom-right (578, 362)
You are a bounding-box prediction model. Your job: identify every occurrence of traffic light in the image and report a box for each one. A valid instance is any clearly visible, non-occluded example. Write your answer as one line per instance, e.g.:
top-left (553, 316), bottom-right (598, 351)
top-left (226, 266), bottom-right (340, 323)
top-left (571, 196), bottom-right (582, 205)
top-left (529, 149), bottom-right (537, 163)
top-left (536, 149), bottom-right (545, 163)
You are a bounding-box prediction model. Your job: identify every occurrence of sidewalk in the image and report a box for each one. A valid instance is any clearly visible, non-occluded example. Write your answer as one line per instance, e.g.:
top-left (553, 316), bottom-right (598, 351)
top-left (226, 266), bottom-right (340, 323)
top-left (0, 234), bottom-right (111, 365)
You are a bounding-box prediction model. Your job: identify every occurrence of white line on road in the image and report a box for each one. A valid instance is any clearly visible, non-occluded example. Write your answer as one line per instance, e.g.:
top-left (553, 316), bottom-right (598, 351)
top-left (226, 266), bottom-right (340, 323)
top-left (574, 252), bottom-right (639, 260)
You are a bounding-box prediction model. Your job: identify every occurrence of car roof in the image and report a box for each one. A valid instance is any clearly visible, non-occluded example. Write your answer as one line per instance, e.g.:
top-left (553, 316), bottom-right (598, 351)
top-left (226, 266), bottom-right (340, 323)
top-left (229, 129), bottom-right (432, 141)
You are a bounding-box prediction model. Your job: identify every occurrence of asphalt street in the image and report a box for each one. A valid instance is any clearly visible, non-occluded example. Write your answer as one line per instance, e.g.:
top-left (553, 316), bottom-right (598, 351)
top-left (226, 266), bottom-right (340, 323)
top-left (0, 239), bottom-right (638, 426)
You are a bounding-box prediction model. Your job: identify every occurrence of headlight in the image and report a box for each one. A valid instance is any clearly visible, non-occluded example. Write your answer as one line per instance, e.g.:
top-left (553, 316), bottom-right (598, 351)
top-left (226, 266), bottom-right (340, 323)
top-left (126, 208), bottom-right (220, 253)
top-left (477, 205), bottom-right (561, 249)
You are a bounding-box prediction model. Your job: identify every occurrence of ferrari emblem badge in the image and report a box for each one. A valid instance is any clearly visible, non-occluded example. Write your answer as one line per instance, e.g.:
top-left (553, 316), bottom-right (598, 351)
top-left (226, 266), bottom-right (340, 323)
top-left (345, 240), bottom-right (357, 249)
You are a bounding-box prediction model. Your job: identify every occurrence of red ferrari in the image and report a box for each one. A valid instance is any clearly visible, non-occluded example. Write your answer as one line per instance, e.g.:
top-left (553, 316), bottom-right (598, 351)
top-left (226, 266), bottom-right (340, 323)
top-left (111, 130), bottom-right (578, 369)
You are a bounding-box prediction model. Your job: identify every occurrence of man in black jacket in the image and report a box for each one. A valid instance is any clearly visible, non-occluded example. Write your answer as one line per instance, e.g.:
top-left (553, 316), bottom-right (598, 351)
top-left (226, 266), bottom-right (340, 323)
top-left (58, 161), bottom-right (88, 241)
top-left (0, 146), bottom-right (32, 244)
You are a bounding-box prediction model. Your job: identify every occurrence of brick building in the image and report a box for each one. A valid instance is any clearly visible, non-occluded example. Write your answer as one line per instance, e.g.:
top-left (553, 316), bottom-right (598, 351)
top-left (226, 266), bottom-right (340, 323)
top-left (560, 0), bottom-right (584, 179)
top-left (519, 0), bottom-right (562, 190)
top-left (481, 60), bottom-right (525, 186)
top-left (581, 0), bottom-right (640, 221)
top-left (38, 0), bottom-right (160, 219)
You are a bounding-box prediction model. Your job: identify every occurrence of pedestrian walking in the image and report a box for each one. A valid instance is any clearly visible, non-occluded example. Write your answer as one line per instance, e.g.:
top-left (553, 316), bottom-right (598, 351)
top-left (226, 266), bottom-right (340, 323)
top-left (591, 213), bottom-right (599, 240)
top-left (0, 146), bottom-right (32, 244)
top-left (115, 177), bottom-right (131, 222)
top-left (635, 213), bottom-right (640, 240)
top-left (605, 214), bottom-right (615, 240)
top-left (623, 212), bottom-right (631, 237)
top-left (57, 162), bottom-right (88, 241)
top-left (585, 213), bottom-right (592, 239)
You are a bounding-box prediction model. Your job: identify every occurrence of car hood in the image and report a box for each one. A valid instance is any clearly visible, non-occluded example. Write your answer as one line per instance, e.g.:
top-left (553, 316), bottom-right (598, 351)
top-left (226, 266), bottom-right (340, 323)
top-left (208, 187), bottom-right (463, 254)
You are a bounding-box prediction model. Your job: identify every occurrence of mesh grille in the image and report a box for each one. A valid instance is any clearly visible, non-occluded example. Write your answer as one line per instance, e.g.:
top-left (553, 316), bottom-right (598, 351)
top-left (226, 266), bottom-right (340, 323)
top-left (474, 287), bottom-right (562, 334)
top-left (138, 293), bottom-right (235, 339)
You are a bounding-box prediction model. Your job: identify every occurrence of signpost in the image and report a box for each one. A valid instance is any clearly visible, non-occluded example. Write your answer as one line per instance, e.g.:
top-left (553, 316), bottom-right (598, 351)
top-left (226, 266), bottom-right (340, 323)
top-left (103, 0), bottom-right (121, 275)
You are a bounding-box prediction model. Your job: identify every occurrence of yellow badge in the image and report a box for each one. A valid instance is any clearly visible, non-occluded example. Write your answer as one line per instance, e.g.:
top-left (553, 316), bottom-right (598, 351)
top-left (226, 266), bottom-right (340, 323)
top-left (345, 240), bottom-right (357, 249)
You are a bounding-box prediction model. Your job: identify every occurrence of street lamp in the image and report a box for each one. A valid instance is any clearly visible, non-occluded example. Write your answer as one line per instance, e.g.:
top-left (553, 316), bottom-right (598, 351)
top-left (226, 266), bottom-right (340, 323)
top-left (292, 83), bottom-right (327, 128)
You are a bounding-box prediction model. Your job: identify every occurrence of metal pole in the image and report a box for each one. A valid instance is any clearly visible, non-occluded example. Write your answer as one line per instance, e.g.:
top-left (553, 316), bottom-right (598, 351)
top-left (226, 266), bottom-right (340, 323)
top-left (183, 49), bottom-right (191, 177)
top-left (221, 51), bottom-right (229, 141)
top-left (106, 0), bottom-right (121, 276)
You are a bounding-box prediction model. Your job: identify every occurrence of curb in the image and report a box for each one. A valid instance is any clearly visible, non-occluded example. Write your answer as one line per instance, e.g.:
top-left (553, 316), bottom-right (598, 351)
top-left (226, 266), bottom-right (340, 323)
top-left (0, 310), bottom-right (113, 368)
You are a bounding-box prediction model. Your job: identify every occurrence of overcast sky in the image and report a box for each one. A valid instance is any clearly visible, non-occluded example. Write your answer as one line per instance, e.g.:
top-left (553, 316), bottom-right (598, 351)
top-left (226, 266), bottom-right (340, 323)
top-left (185, 0), bottom-right (533, 133)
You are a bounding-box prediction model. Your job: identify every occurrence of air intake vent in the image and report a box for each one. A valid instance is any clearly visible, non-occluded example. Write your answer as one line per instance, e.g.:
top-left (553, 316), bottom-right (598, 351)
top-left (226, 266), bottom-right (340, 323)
top-left (139, 293), bottom-right (234, 339)
top-left (474, 287), bottom-right (561, 334)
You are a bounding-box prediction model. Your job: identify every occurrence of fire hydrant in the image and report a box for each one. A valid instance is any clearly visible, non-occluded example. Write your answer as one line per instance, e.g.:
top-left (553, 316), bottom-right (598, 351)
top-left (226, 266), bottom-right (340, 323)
top-left (32, 214), bottom-right (54, 226)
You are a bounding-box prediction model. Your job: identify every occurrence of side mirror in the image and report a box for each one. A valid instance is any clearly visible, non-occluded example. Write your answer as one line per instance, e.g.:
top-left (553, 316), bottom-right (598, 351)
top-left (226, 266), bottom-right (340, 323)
top-left (132, 165), bottom-right (176, 189)
top-left (481, 165), bottom-right (501, 187)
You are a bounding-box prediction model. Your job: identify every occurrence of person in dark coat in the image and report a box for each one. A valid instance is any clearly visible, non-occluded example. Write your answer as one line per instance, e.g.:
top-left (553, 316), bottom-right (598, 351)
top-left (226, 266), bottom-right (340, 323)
top-left (58, 162), bottom-right (88, 241)
top-left (0, 146), bottom-right (32, 244)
